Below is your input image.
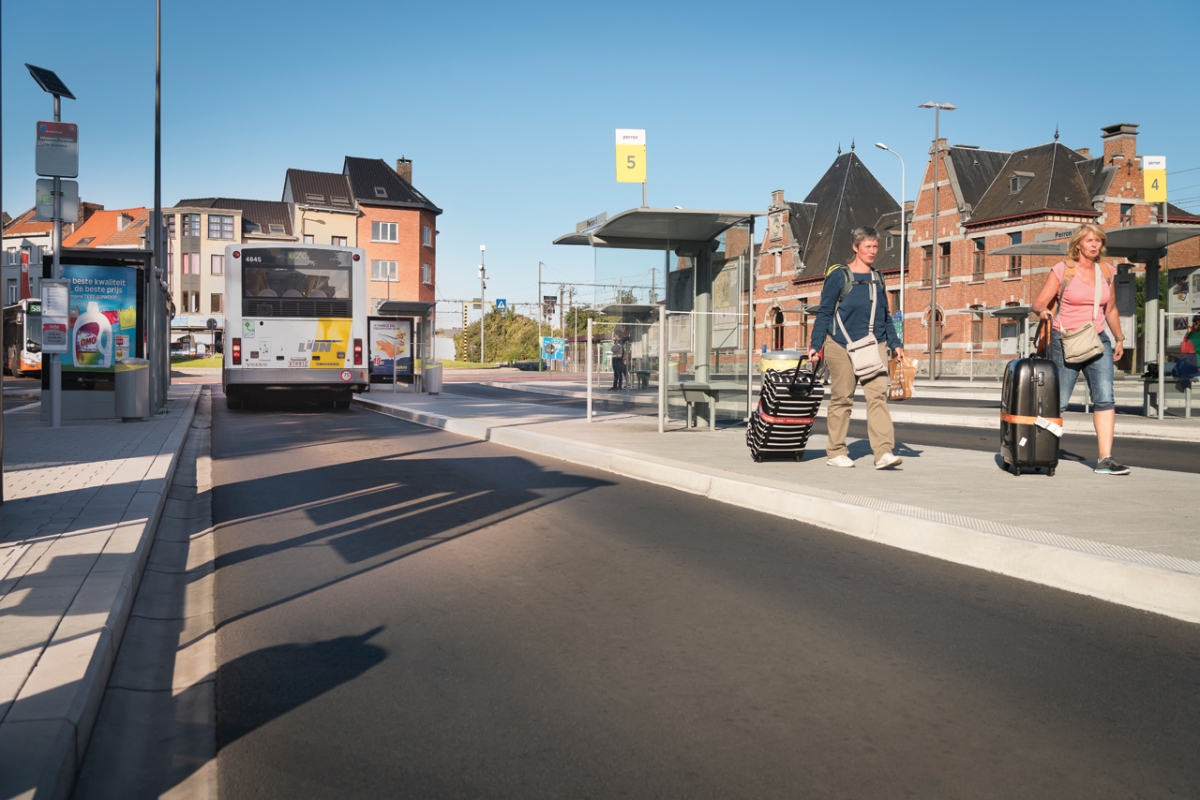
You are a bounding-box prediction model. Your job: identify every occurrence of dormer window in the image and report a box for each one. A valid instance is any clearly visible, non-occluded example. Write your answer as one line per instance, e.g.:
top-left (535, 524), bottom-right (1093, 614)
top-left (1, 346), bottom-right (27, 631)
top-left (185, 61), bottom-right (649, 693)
top-left (374, 187), bottom-right (388, 198)
top-left (331, 196), bottom-right (350, 205)
top-left (268, 224), bottom-right (285, 234)
top-left (305, 193), bottom-right (324, 204)
top-left (1009, 172), bottom-right (1033, 194)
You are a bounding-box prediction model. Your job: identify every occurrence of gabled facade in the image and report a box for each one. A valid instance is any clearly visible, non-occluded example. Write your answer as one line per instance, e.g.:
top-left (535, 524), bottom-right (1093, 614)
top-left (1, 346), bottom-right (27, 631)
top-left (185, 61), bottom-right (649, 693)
top-left (343, 156), bottom-right (441, 310)
top-left (282, 169), bottom-right (359, 247)
top-left (63, 207), bottom-right (151, 249)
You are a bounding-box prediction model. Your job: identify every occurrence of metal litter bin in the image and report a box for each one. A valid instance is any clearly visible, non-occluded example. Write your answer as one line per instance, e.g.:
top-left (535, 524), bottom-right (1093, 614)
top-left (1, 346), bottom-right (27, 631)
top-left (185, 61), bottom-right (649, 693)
top-left (115, 357), bottom-right (150, 420)
top-left (424, 362), bottom-right (443, 395)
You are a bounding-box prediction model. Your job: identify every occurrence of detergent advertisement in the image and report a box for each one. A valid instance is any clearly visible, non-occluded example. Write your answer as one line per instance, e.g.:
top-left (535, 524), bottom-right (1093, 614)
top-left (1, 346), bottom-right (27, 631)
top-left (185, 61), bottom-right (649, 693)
top-left (369, 318), bottom-right (413, 378)
top-left (62, 264), bottom-right (137, 372)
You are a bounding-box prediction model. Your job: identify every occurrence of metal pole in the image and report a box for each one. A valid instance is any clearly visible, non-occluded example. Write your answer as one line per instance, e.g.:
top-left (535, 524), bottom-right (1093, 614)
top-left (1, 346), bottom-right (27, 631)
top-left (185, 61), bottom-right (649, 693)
top-left (658, 303), bottom-right (666, 433)
top-left (1158, 306), bottom-right (1166, 421)
top-left (479, 250), bottom-right (485, 364)
top-left (642, 182), bottom-right (647, 208)
top-left (586, 317), bottom-right (593, 422)
top-left (746, 217), bottom-right (755, 421)
top-left (537, 261), bottom-right (543, 372)
top-left (930, 107), bottom-right (940, 381)
top-left (151, 0), bottom-right (163, 413)
top-left (50, 95), bottom-right (63, 428)
top-left (899, 153), bottom-right (906, 340)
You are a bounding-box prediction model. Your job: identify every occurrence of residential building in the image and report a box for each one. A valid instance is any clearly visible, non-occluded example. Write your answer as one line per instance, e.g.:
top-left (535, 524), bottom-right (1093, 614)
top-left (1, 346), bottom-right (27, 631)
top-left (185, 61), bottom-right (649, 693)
top-left (63, 207), bottom-right (152, 249)
top-left (2, 202), bottom-right (102, 305)
top-left (165, 198), bottom-right (296, 351)
top-left (343, 156), bottom-right (442, 311)
top-left (282, 169), bottom-right (359, 246)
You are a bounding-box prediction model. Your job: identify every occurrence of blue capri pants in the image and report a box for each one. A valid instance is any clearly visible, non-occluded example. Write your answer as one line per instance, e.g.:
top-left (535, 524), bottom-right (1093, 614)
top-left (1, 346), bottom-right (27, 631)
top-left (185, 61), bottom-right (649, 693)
top-left (1049, 330), bottom-right (1115, 412)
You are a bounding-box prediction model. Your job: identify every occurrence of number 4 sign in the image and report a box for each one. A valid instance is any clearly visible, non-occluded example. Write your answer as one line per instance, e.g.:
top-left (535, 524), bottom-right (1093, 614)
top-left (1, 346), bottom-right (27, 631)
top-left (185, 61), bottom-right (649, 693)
top-left (1143, 155), bottom-right (1167, 203)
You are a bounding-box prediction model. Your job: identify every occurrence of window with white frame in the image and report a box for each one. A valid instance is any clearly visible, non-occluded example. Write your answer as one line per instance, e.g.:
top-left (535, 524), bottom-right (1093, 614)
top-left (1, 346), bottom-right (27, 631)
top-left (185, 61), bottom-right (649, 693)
top-left (185, 253), bottom-right (201, 275)
top-left (422, 263), bottom-right (431, 284)
top-left (208, 215), bottom-right (234, 239)
top-left (182, 214), bottom-right (201, 237)
top-left (211, 254), bottom-right (225, 275)
top-left (7, 280), bottom-right (18, 304)
top-left (371, 260), bottom-right (398, 281)
top-left (371, 221), bottom-right (398, 242)
top-left (167, 214), bottom-right (176, 240)
top-left (6, 248), bottom-right (17, 265)
top-left (331, 236), bottom-right (347, 247)
top-left (303, 234), bottom-right (315, 244)
top-left (423, 226), bottom-right (432, 247)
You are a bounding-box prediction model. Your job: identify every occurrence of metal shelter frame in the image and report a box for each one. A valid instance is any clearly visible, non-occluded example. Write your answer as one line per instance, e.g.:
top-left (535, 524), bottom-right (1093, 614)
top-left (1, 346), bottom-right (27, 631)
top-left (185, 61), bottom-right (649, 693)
top-left (375, 300), bottom-right (435, 392)
top-left (554, 207), bottom-right (767, 428)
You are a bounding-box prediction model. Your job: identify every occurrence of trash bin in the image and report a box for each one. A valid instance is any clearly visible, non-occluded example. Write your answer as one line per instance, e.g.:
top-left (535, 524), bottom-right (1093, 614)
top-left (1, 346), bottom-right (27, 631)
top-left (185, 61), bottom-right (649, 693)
top-left (424, 362), bottom-right (443, 395)
top-left (115, 357), bottom-right (150, 420)
top-left (760, 349), bottom-right (806, 373)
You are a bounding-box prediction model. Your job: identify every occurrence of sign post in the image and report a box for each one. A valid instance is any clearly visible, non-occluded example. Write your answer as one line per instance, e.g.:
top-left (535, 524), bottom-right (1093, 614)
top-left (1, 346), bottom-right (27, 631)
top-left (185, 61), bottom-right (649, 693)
top-left (40, 280), bottom-right (70, 427)
top-left (615, 129), bottom-right (647, 206)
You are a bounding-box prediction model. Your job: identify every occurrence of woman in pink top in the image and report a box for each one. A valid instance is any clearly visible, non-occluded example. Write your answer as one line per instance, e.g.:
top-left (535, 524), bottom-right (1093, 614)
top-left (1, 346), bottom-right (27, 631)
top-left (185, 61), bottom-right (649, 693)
top-left (1032, 223), bottom-right (1129, 475)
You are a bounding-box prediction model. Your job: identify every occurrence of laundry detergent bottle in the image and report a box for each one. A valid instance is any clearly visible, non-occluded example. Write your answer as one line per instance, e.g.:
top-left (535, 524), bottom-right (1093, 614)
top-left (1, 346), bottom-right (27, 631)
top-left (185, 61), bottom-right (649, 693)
top-left (73, 302), bottom-right (113, 367)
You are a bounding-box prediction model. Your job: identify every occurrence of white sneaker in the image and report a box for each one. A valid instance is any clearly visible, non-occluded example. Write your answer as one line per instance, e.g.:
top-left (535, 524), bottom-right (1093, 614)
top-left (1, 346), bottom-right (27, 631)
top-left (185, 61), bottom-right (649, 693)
top-left (827, 455), bottom-right (855, 468)
top-left (874, 452), bottom-right (903, 470)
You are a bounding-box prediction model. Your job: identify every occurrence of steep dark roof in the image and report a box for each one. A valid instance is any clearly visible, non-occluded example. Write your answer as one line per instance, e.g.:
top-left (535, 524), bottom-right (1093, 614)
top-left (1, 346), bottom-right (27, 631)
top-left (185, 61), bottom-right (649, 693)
top-left (343, 157), bottom-right (442, 214)
top-left (1167, 202), bottom-right (1200, 221)
top-left (797, 152), bottom-right (900, 280)
top-left (1075, 157), bottom-right (1116, 200)
top-left (945, 147), bottom-right (1011, 212)
top-left (786, 202), bottom-right (816, 255)
top-left (968, 142), bottom-right (1098, 225)
top-left (174, 198), bottom-right (295, 238)
top-left (871, 208), bottom-right (911, 274)
top-left (283, 169), bottom-right (355, 211)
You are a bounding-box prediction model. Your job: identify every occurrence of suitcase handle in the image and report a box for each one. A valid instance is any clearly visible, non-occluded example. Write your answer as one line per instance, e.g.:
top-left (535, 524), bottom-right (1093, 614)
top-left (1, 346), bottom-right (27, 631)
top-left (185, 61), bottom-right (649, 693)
top-left (1034, 320), bottom-right (1050, 358)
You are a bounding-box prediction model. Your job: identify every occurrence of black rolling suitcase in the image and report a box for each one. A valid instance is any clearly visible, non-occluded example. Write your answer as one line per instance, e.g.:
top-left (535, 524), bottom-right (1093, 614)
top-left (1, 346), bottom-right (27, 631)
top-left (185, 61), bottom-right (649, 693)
top-left (747, 365), bottom-right (824, 462)
top-left (1000, 324), bottom-right (1063, 476)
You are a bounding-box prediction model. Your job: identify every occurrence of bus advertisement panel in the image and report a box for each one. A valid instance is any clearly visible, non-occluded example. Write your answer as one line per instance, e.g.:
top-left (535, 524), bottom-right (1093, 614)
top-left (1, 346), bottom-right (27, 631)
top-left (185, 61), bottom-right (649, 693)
top-left (62, 264), bottom-right (137, 372)
top-left (369, 318), bottom-right (413, 378)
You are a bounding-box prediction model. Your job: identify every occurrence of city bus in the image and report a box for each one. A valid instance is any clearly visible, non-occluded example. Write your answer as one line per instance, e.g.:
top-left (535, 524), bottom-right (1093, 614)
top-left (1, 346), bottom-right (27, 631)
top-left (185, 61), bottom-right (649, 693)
top-left (223, 244), bottom-right (369, 409)
top-left (3, 298), bottom-right (43, 377)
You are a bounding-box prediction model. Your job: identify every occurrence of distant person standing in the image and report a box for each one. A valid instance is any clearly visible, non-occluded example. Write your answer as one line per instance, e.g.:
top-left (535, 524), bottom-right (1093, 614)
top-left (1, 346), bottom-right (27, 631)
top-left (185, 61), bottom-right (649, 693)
top-left (610, 336), bottom-right (625, 390)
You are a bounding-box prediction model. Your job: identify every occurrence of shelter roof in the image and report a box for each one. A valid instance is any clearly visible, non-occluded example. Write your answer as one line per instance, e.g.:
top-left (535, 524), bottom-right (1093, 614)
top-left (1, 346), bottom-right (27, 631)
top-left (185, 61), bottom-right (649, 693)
top-left (795, 151), bottom-right (900, 280)
top-left (553, 208), bottom-right (764, 251)
top-left (377, 300), bottom-right (435, 316)
top-left (284, 169), bottom-right (356, 211)
top-left (968, 142), bottom-right (1097, 225)
top-left (991, 224), bottom-right (1200, 261)
top-left (342, 157), bottom-right (441, 214)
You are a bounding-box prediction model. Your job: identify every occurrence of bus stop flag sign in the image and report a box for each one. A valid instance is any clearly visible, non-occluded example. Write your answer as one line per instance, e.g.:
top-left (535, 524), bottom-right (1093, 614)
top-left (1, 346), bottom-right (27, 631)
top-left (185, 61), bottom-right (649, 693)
top-left (1144, 156), bottom-right (1166, 203)
top-left (616, 129), bottom-right (646, 183)
top-left (36, 121), bottom-right (79, 178)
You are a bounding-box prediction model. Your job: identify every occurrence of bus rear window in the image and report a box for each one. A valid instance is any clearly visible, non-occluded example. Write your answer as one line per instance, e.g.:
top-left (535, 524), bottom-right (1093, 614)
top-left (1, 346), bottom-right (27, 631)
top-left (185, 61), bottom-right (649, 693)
top-left (243, 266), bottom-right (350, 300)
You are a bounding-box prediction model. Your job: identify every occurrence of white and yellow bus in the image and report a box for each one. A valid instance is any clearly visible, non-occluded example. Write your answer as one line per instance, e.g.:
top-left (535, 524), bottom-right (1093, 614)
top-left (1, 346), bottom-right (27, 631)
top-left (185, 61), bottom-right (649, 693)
top-left (223, 244), bottom-right (368, 409)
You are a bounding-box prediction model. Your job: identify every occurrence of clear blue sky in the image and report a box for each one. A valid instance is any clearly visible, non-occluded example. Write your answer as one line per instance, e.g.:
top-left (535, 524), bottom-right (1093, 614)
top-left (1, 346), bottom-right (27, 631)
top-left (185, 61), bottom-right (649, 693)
top-left (4, 0), bottom-right (1198, 316)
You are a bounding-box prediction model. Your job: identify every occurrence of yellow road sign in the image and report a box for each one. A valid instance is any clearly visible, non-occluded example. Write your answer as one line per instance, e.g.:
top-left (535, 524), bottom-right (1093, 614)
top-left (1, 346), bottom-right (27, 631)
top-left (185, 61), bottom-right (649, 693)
top-left (1144, 155), bottom-right (1167, 203)
top-left (616, 129), bottom-right (646, 183)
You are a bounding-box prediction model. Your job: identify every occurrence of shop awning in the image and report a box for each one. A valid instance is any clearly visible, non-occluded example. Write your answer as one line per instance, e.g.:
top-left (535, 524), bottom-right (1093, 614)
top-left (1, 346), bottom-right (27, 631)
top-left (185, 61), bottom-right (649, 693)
top-left (554, 207), bottom-right (765, 251)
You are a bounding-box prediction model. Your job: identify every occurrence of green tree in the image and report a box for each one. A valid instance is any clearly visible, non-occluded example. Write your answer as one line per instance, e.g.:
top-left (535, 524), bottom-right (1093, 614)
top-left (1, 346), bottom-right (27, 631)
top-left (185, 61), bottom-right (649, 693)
top-left (454, 310), bottom-right (541, 364)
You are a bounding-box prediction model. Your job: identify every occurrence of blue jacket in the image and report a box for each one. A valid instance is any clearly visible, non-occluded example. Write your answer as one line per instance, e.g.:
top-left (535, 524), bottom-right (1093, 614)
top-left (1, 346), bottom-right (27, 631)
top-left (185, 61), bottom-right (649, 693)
top-left (809, 267), bottom-right (901, 351)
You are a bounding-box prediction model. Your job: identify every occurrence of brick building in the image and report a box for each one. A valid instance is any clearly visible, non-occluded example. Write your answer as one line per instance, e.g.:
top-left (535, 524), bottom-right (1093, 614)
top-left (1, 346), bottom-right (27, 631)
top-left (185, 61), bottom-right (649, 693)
top-left (342, 157), bottom-right (441, 312)
top-left (2, 202), bottom-right (103, 305)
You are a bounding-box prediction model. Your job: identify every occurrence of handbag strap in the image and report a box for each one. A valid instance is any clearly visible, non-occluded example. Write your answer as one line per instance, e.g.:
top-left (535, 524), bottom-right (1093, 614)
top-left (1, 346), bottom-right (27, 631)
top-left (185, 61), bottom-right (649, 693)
top-left (1054, 260), bottom-right (1104, 330)
top-left (835, 275), bottom-right (877, 343)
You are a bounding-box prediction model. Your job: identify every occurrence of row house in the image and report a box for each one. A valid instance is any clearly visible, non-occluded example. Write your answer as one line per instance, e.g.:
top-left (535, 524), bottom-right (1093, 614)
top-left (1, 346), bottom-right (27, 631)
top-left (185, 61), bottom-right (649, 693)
top-left (754, 147), bottom-right (905, 355)
top-left (905, 121), bottom-right (1200, 376)
top-left (2, 202), bottom-right (103, 305)
top-left (164, 199), bottom-right (295, 350)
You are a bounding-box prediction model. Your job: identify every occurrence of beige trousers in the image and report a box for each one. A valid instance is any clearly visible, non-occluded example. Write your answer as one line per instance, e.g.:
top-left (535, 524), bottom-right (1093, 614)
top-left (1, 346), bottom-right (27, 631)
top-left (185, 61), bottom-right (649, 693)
top-left (823, 340), bottom-right (895, 460)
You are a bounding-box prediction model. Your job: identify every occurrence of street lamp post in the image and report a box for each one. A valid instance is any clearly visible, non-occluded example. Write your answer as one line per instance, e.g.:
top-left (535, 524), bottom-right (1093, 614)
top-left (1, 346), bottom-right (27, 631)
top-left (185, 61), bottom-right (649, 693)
top-left (875, 143), bottom-right (906, 344)
top-left (478, 245), bottom-right (486, 364)
top-left (918, 101), bottom-right (955, 380)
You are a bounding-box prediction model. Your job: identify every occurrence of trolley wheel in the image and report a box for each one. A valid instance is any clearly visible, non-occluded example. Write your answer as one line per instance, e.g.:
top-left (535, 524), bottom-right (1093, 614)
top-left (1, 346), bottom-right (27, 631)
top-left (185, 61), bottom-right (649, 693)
top-left (752, 454), bottom-right (762, 463)
top-left (1012, 467), bottom-right (1021, 476)
top-left (1047, 467), bottom-right (1056, 477)
top-left (1001, 461), bottom-right (1010, 472)
top-left (793, 454), bottom-right (801, 462)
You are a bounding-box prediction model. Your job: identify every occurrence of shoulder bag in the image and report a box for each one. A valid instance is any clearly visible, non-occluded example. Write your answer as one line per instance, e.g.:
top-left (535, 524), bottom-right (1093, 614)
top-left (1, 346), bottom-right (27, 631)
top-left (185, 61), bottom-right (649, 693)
top-left (1056, 261), bottom-right (1107, 364)
top-left (835, 276), bottom-right (887, 379)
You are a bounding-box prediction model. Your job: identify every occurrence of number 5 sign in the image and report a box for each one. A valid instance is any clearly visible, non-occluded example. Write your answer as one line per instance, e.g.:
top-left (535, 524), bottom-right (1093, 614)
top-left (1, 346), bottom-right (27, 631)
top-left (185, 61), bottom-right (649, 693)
top-left (1143, 155), bottom-right (1167, 203)
top-left (616, 129), bottom-right (646, 183)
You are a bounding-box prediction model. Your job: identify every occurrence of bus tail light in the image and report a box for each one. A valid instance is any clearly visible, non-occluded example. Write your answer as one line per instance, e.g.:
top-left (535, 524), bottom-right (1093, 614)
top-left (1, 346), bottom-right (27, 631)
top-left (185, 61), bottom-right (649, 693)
top-left (231, 338), bottom-right (242, 365)
top-left (353, 339), bottom-right (363, 365)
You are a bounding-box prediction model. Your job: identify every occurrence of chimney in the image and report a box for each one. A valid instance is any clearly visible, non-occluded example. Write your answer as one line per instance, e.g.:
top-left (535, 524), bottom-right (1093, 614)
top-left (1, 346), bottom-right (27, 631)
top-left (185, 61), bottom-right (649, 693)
top-left (1100, 123), bottom-right (1138, 165)
top-left (1076, 147), bottom-right (1091, 158)
top-left (395, 157), bottom-right (412, 185)
top-left (771, 189), bottom-right (785, 208)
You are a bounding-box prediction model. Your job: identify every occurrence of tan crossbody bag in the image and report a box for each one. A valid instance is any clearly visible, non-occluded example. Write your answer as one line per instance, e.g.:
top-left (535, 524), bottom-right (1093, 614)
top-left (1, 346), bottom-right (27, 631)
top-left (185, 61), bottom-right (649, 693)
top-left (835, 278), bottom-right (888, 379)
top-left (1056, 261), bottom-right (1107, 364)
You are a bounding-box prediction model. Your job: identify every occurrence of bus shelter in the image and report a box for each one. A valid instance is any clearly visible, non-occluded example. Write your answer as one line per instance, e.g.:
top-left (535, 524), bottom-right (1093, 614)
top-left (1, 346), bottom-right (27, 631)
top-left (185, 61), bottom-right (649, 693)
top-left (555, 207), bottom-right (765, 429)
top-left (372, 300), bottom-right (435, 391)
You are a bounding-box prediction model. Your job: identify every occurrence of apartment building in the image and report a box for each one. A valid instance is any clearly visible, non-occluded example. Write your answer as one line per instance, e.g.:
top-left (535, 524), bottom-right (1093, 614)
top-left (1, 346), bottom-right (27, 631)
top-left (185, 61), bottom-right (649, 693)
top-left (164, 198), bottom-right (295, 351)
top-left (2, 202), bottom-right (102, 305)
top-left (283, 169), bottom-right (359, 246)
top-left (343, 156), bottom-right (442, 311)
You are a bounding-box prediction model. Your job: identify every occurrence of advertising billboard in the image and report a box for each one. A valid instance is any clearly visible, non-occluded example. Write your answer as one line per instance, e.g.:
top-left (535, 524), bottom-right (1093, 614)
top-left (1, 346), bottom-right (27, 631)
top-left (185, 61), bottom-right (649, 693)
top-left (369, 318), bottom-right (413, 377)
top-left (61, 264), bottom-right (137, 372)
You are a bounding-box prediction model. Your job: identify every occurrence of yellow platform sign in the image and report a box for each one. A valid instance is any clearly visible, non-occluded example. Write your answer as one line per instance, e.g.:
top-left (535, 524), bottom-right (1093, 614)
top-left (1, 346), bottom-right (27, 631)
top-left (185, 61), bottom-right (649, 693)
top-left (616, 129), bottom-right (646, 183)
top-left (1144, 155), bottom-right (1167, 203)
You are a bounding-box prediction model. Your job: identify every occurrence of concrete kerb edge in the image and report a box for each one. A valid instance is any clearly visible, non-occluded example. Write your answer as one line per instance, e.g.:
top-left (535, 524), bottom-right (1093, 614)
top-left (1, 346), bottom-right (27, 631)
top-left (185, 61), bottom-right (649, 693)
top-left (355, 395), bottom-right (1200, 625)
top-left (474, 380), bottom-right (1200, 443)
top-left (16, 387), bottom-right (202, 800)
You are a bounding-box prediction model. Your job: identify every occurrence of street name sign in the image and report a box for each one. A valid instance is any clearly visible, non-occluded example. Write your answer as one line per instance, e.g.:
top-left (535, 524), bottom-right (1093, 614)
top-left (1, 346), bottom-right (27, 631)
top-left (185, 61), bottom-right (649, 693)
top-left (615, 129), bottom-right (646, 183)
top-left (1143, 156), bottom-right (1167, 203)
top-left (35, 178), bottom-right (79, 223)
top-left (36, 121), bottom-right (79, 178)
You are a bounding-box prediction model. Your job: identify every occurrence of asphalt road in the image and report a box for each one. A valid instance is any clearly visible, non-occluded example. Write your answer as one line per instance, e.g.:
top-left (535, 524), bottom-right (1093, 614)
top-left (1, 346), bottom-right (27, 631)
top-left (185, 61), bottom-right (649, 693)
top-left (443, 383), bottom-right (1200, 474)
top-left (211, 391), bottom-right (1200, 799)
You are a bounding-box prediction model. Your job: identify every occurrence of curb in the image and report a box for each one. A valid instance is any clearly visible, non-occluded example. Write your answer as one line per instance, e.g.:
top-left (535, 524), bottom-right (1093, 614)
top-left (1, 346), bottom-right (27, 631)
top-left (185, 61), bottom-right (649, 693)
top-left (354, 395), bottom-right (1200, 625)
top-left (475, 381), bottom-right (1200, 443)
top-left (0, 388), bottom-right (202, 800)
